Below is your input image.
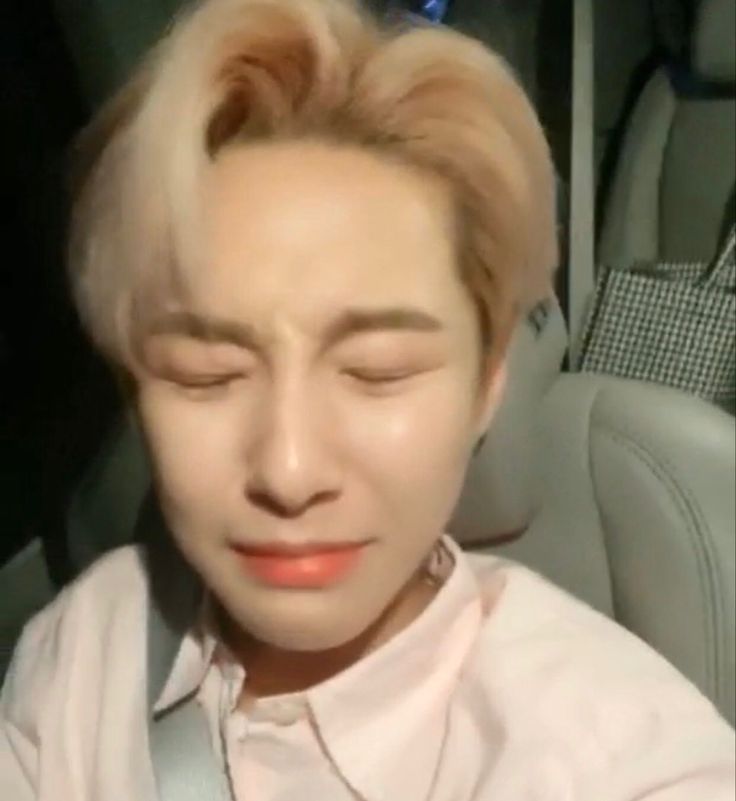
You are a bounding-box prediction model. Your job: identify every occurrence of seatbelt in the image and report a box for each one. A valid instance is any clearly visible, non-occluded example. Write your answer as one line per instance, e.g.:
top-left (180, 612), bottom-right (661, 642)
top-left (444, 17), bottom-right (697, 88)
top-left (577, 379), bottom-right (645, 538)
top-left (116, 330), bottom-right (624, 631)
top-left (142, 497), bottom-right (234, 801)
top-left (568, 0), bottom-right (596, 368)
top-left (149, 694), bottom-right (235, 800)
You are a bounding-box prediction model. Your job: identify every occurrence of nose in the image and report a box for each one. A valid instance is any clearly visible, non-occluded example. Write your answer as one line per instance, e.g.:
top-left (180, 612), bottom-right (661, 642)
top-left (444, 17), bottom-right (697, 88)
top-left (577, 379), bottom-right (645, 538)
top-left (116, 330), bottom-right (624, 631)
top-left (244, 379), bottom-right (341, 519)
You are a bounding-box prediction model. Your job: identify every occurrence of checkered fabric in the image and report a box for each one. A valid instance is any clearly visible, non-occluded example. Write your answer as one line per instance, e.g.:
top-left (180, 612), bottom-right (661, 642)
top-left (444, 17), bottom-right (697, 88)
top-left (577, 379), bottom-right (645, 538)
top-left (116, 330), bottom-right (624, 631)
top-left (580, 228), bottom-right (735, 408)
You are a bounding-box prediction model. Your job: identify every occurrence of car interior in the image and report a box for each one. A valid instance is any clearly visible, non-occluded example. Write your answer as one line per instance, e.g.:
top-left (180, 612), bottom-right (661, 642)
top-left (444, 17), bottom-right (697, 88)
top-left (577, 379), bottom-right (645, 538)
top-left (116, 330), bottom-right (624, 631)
top-left (1, 0), bottom-right (734, 732)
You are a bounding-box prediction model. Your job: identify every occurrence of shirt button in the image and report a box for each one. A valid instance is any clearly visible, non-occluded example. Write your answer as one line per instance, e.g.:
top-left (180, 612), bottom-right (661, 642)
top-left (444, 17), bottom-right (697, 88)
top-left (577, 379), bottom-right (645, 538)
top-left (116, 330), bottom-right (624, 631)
top-left (253, 697), bottom-right (307, 726)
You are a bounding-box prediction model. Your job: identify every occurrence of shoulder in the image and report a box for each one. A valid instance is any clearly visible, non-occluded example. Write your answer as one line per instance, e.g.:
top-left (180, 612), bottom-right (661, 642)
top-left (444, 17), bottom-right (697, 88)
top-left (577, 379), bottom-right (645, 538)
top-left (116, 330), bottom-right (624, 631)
top-left (465, 551), bottom-right (724, 714)
top-left (22, 545), bottom-right (148, 643)
top-left (1, 546), bottom-right (148, 725)
top-left (461, 553), bottom-right (734, 780)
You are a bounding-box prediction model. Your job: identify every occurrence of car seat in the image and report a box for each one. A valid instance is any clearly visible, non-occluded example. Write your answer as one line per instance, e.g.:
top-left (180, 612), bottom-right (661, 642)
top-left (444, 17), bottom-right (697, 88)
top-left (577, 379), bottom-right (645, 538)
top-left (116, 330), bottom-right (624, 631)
top-left (598, 0), bottom-right (735, 269)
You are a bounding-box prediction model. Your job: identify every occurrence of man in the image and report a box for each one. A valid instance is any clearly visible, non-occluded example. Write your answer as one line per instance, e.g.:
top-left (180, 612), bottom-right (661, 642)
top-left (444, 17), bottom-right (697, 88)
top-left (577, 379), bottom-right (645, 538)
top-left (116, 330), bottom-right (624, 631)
top-left (2, 1), bottom-right (734, 798)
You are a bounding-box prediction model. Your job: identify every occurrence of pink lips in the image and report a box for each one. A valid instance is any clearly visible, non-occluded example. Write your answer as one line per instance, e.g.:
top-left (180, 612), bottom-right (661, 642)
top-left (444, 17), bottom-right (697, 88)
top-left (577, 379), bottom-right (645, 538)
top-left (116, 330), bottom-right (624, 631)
top-left (231, 540), bottom-right (370, 588)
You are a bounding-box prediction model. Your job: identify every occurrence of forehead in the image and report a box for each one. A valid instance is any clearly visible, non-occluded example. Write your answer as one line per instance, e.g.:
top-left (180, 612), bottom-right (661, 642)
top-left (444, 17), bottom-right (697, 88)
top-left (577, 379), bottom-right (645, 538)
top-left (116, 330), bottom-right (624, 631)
top-left (187, 141), bottom-right (467, 324)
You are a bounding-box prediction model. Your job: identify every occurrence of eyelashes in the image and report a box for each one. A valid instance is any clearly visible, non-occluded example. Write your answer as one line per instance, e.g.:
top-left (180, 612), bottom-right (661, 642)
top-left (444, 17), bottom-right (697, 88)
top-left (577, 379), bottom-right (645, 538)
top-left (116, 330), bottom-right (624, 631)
top-left (341, 368), bottom-right (422, 385)
top-left (164, 366), bottom-right (431, 401)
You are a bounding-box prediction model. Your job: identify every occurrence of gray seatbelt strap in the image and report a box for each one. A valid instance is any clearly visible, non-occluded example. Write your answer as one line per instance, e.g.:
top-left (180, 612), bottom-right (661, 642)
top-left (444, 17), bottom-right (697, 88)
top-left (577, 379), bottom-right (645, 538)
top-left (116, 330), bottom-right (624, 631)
top-left (142, 496), bottom-right (234, 801)
top-left (568, 0), bottom-right (596, 367)
top-left (152, 707), bottom-right (231, 799)
top-left (148, 622), bottom-right (234, 801)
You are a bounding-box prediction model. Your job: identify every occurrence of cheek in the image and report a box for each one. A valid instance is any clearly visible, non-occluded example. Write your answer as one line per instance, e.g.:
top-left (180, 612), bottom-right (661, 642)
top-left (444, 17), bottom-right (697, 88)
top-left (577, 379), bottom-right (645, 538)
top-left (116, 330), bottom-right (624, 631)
top-left (341, 379), bottom-right (476, 505)
top-left (136, 386), bottom-right (243, 511)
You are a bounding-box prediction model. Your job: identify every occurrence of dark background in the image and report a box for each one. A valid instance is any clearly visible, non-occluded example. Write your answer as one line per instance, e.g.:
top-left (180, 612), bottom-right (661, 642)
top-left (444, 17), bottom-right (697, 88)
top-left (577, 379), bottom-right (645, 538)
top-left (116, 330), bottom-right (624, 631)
top-left (0, 0), bottom-right (118, 564)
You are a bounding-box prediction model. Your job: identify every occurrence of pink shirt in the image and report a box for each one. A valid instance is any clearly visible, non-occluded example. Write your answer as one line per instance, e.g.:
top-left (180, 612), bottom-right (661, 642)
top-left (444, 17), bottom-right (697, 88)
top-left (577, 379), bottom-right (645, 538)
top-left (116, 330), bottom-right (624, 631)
top-left (1, 536), bottom-right (734, 800)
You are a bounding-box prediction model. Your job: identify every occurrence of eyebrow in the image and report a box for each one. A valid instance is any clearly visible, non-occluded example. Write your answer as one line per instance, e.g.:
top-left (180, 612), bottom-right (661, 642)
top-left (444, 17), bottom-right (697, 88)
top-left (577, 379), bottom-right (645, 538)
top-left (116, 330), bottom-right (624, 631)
top-left (146, 311), bottom-right (260, 349)
top-left (323, 307), bottom-right (444, 346)
top-left (147, 307), bottom-right (444, 350)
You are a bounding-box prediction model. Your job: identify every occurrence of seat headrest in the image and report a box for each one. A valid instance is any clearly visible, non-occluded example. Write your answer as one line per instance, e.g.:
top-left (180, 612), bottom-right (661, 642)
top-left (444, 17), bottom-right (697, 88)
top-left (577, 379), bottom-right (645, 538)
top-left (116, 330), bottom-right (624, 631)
top-left (693, 0), bottom-right (736, 84)
top-left (449, 295), bottom-right (567, 546)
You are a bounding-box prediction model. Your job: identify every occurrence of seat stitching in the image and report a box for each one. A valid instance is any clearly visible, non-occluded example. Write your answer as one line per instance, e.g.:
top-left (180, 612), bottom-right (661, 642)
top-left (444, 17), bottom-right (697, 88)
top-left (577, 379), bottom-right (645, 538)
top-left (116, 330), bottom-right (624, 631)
top-left (593, 425), bottom-right (723, 703)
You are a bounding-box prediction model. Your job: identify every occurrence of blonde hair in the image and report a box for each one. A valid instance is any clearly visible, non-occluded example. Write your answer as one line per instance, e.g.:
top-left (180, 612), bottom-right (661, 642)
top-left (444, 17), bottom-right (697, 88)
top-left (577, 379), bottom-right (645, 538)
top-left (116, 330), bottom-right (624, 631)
top-left (68, 0), bottom-right (558, 369)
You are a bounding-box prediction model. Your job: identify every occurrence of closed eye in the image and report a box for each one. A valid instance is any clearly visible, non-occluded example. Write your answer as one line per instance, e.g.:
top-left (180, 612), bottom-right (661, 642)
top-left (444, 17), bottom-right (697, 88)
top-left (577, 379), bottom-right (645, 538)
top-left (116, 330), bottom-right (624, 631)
top-left (167, 372), bottom-right (246, 397)
top-left (342, 368), bottom-right (423, 385)
top-left (170, 370), bottom-right (244, 386)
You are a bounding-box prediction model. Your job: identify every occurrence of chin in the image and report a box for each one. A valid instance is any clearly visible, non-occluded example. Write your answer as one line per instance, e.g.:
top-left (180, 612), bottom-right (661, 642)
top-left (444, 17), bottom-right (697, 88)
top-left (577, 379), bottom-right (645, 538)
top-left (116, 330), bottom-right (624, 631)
top-left (244, 612), bottom-right (368, 653)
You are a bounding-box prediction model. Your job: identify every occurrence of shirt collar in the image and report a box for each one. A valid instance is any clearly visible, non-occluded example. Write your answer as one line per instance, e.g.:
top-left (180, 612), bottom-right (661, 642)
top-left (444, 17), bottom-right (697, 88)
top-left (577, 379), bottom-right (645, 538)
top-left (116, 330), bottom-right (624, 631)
top-left (307, 535), bottom-right (483, 801)
top-left (153, 535), bottom-right (484, 801)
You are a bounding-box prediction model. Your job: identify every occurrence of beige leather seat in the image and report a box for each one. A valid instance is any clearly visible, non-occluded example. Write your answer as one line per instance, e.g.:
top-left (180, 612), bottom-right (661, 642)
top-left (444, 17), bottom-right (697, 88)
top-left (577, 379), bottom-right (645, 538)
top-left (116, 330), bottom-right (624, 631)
top-left (599, 0), bottom-right (735, 270)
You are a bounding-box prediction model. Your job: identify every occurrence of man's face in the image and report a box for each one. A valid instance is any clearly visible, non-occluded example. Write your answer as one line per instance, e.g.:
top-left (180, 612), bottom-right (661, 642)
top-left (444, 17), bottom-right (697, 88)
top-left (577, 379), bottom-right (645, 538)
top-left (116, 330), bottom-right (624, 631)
top-left (135, 141), bottom-right (503, 652)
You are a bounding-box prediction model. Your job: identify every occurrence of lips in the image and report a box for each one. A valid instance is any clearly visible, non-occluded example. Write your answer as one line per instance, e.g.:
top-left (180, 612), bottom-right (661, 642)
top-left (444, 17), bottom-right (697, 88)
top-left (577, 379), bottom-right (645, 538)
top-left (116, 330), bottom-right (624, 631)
top-left (231, 539), bottom-right (372, 588)
top-left (233, 540), bottom-right (370, 557)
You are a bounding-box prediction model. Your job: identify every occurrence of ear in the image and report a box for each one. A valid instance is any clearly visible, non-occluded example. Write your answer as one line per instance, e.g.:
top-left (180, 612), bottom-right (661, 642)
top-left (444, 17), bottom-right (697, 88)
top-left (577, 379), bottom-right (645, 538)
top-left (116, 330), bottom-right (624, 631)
top-left (474, 358), bottom-right (508, 440)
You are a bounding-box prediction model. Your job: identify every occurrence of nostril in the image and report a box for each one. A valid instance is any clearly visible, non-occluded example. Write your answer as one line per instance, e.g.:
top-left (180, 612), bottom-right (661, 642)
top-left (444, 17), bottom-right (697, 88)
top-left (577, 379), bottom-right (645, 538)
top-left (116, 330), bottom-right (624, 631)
top-left (247, 488), bottom-right (339, 519)
top-left (248, 489), bottom-right (303, 519)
